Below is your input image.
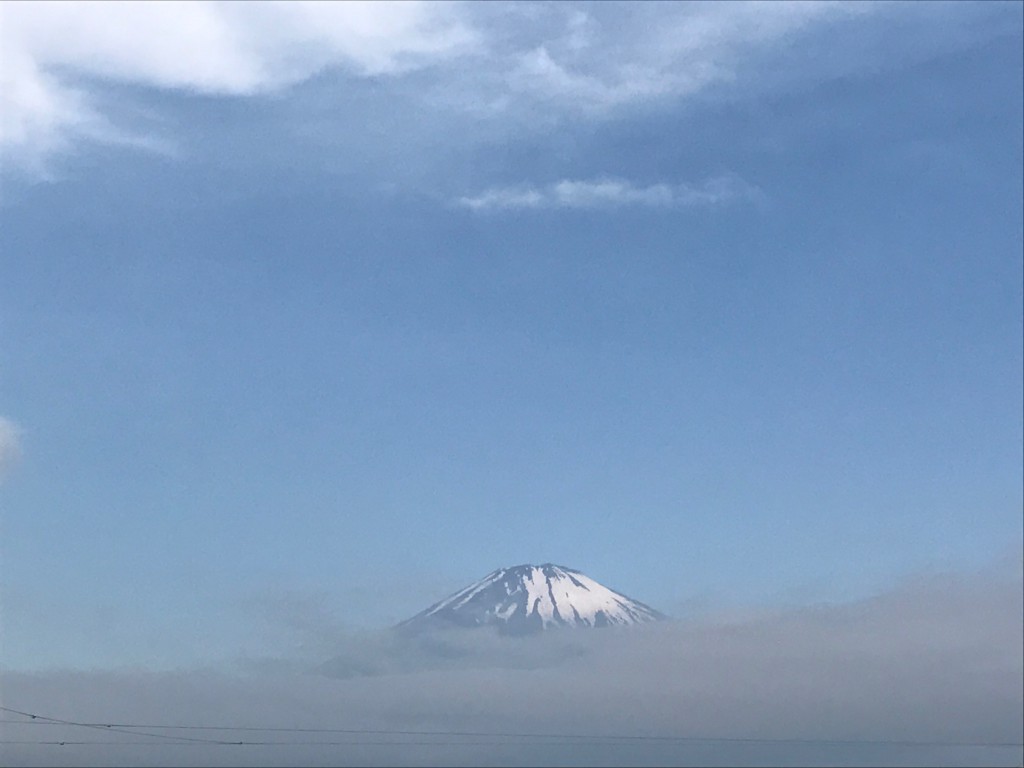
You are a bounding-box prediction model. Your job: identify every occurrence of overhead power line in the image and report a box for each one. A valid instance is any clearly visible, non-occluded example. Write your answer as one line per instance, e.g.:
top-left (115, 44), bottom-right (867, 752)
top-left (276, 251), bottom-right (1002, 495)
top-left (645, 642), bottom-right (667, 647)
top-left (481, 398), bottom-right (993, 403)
top-left (2, 740), bottom-right (644, 747)
top-left (1, 706), bottom-right (1021, 749)
top-left (0, 707), bottom-right (243, 746)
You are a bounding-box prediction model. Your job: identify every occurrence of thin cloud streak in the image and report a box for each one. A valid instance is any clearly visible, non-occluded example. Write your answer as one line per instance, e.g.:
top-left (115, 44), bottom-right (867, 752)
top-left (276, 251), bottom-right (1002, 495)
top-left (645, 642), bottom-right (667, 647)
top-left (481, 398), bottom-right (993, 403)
top-left (457, 175), bottom-right (762, 212)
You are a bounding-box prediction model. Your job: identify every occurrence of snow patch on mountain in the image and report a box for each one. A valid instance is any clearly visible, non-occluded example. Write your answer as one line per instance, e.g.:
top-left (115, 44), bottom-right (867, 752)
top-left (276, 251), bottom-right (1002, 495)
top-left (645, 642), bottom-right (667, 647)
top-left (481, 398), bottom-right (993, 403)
top-left (398, 563), bottom-right (665, 635)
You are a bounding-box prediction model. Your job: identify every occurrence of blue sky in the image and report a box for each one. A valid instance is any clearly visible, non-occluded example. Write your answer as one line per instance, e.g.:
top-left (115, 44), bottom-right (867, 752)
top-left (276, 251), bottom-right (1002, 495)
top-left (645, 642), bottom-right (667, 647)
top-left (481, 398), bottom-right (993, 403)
top-left (0, 1), bottom-right (1021, 671)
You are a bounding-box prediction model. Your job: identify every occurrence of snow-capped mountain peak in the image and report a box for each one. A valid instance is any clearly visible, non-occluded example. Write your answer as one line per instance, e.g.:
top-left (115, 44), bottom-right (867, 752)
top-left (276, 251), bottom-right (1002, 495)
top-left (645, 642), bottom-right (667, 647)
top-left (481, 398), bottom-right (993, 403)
top-left (398, 563), bottom-right (664, 635)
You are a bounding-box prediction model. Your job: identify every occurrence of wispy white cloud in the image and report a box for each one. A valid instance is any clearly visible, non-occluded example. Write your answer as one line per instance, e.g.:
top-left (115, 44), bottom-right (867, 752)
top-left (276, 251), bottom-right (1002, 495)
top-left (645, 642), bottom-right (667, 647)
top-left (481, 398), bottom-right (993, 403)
top-left (0, 416), bottom-right (22, 480)
top-left (498, 1), bottom-right (860, 115)
top-left (457, 175), bottom-right (762, 212)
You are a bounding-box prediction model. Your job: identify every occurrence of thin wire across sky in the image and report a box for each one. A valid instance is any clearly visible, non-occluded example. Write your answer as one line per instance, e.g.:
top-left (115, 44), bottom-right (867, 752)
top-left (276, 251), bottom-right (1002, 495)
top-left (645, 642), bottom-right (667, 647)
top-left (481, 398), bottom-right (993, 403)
top-left (2, 706), bottom-right (1020, 750)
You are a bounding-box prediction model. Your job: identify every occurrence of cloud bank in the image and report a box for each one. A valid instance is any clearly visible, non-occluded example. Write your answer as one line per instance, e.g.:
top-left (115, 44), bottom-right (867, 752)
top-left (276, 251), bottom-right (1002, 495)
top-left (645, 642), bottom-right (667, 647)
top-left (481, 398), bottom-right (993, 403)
top-left (457, 175), bottom-right (761, 212)
top-left (2, 563), bottom-right (1020, 767)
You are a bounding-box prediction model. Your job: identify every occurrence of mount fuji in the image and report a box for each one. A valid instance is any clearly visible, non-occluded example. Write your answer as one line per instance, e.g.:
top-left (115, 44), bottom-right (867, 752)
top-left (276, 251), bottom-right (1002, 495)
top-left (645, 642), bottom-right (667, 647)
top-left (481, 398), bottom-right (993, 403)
top-left (398, 564), bottom-right (665, 636)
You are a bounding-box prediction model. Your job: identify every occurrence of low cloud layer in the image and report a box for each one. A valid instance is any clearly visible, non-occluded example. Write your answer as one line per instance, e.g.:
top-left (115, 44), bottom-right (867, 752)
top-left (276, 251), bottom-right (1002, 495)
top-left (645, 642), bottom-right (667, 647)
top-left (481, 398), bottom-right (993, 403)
top-left (457, 175), bottom-right (761, 212)
top-left (2, 563), bottom-right (1021, 767)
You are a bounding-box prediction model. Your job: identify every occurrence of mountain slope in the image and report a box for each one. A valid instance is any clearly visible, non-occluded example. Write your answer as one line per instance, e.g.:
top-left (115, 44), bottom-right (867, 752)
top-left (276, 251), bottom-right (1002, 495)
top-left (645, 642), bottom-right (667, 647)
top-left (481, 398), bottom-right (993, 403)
top-left (398, 563), bottom-right (665, 636)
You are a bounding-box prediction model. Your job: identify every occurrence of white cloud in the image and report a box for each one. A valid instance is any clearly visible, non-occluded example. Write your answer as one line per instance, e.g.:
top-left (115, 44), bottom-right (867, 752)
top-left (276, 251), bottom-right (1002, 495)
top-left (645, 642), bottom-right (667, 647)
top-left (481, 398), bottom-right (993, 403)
top-left (0, 416), bottom-right (22, 479)
top-left (0, 0), bottom-right (477, 172)
top-left (457, 175), bottom-right (761, 212)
